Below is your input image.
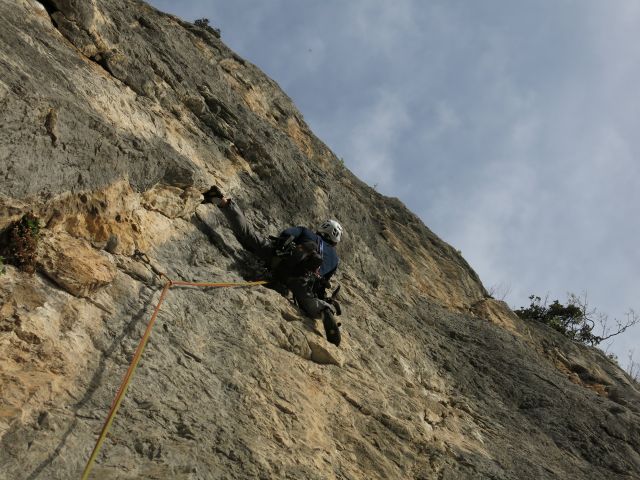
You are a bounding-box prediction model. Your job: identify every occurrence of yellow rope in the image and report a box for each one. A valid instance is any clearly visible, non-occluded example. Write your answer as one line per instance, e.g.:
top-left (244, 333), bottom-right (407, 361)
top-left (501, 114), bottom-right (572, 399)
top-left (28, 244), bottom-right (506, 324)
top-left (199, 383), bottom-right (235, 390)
top-left (80, 278), bottom-right (267, 480)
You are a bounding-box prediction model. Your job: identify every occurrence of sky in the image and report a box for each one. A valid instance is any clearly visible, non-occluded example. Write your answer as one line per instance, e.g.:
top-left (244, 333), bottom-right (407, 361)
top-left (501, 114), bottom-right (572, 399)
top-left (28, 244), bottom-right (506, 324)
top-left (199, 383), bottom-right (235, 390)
top-left (148, 0), bottom-right (639, 366)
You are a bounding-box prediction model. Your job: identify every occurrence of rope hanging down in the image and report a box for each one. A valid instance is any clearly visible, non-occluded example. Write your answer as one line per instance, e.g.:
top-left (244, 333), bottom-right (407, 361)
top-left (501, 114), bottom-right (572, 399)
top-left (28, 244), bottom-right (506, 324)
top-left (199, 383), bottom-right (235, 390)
top-left (81, 277), bottom-right (267, 480)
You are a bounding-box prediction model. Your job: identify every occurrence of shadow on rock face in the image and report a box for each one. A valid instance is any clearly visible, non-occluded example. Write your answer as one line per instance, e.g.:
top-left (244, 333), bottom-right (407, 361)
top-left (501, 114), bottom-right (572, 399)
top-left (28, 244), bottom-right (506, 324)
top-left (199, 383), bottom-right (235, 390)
top-left (24, 287), bottom-right (157, 480)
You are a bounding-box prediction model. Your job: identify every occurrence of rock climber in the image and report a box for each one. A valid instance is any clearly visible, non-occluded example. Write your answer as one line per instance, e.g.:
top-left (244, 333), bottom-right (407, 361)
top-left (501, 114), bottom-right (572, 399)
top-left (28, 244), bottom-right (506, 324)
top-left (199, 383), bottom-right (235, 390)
top-left (201, 186), bottom-right (343, 346)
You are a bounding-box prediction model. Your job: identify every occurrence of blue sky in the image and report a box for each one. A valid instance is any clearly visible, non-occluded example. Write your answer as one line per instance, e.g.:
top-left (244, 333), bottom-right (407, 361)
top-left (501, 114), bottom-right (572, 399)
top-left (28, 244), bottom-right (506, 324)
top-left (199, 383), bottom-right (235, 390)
top-left (148, 0), bottom-right (639, 366)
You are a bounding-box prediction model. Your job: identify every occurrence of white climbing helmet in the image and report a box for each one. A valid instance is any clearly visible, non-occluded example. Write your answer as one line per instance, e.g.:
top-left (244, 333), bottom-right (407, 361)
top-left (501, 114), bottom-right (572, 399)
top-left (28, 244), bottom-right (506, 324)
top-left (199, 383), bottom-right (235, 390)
top-left (318, 219), bottom-right (343, 244)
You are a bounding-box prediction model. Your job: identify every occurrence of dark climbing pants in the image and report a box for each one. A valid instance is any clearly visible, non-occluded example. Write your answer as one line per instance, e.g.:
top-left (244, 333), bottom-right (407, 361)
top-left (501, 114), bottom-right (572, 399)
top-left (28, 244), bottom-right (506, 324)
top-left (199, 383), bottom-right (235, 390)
top-left (221, 200), bottom-right (273, 260)
top-left (221, 201), bottom-right (329, 318)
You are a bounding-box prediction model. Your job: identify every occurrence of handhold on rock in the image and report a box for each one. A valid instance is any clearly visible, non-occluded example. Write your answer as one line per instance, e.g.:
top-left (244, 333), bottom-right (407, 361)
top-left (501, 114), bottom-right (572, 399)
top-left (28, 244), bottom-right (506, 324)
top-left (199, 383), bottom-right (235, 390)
top-left (307, 334), bottom-right (344, 367)
top-left (104, 234), bottom-right (118, 253)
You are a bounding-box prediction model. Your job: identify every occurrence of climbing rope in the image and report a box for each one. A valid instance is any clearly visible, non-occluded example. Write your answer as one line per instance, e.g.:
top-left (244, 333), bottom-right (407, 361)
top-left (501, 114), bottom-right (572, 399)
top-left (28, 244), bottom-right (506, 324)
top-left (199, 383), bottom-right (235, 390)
top-left (80, 276), bottom-right (267, 480)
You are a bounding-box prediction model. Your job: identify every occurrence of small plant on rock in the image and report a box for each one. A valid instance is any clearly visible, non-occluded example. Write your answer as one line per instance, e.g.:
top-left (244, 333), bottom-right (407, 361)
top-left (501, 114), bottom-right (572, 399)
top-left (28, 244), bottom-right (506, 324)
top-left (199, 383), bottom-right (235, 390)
top-left (6, 213), bottom-right (40, 274)
top-left (194, 18), bottom-right (210, 28)
top-left (194, 18), bottom-right (221, 37)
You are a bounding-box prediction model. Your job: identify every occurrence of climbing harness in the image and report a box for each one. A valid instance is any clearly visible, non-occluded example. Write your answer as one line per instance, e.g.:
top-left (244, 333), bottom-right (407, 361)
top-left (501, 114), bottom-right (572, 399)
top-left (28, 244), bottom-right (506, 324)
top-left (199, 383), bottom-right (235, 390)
top-left (80, 273), bottom-right (266, 480)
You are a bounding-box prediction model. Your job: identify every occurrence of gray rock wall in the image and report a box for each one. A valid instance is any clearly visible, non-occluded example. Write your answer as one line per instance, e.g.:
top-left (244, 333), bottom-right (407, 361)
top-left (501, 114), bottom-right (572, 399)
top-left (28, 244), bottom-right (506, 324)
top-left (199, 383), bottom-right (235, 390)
top-left (1, 1), bottom-right (638, 479)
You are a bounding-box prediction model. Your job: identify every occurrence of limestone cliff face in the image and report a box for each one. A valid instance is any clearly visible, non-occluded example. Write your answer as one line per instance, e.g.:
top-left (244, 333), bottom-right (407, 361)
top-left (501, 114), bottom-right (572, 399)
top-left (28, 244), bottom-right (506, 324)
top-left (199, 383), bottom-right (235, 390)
top-left (0, 1), bottom-right (639, 479)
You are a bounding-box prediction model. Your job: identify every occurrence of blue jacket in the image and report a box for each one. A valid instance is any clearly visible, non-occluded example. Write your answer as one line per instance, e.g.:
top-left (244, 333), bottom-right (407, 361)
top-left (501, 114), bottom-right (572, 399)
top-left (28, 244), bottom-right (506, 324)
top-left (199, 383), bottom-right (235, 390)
top-left (281, 226), bottom-right (339, 279)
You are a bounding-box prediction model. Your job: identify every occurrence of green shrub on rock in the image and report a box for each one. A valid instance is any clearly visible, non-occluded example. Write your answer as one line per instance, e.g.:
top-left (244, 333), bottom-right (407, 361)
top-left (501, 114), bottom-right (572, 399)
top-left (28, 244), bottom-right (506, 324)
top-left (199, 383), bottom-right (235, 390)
top-left (4, 213), bottom-right (40, 274)
top-left (514, 294), bottom-right (638, 347)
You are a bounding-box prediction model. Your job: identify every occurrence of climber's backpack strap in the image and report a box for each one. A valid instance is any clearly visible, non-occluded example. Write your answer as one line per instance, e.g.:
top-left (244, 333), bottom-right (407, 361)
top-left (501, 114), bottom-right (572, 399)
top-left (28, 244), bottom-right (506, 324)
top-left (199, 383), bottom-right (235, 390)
top-left (268, 235), bottom-right (323, 278)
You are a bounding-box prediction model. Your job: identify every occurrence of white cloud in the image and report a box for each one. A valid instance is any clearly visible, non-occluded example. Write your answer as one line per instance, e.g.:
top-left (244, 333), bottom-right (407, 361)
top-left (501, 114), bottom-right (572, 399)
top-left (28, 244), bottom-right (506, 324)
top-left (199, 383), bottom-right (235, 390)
top-left (343, 93), bottom-right (411, 192)
top-left (346, 0), bottom-right (419, 55)
top-left (423, 101), bottom-right (462, 142)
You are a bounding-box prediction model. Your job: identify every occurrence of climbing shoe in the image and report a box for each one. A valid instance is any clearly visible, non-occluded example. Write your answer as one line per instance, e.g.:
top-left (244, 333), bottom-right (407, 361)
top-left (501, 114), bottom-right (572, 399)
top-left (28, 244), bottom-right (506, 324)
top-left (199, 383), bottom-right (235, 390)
top-left (202, 185), bottom-right (227, 207)
top-left (322, 309), bottom-right (341, 347)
